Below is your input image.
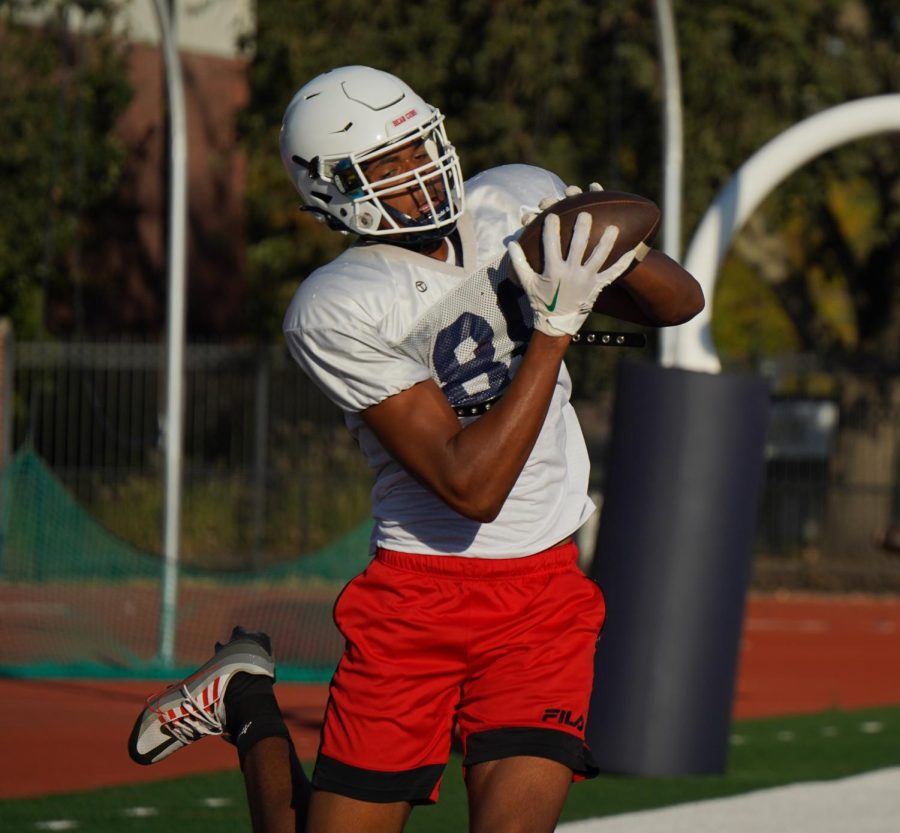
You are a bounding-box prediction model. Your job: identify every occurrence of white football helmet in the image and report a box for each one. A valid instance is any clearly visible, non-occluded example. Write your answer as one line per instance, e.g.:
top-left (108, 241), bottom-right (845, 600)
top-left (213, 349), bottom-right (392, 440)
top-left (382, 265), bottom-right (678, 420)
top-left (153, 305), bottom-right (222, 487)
top-left (280, 66), bottom-right (465, 241)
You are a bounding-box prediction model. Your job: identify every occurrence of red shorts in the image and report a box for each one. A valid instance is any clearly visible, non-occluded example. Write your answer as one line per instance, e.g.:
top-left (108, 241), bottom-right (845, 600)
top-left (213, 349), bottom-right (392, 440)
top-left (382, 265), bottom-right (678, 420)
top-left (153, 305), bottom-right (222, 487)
top-left (311, 540), bottom-right (606, 804)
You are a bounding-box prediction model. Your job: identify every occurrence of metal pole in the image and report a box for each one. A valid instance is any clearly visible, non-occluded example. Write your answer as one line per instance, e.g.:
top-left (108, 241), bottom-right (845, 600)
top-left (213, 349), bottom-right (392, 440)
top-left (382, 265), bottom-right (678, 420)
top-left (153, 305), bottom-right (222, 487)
top-left (0, 319), bottom-right (12, 471)
top-left (0, 319), bottom-right (13, 578)
top-left (152, 0), bottom-right (188, 668)
top-left (653, 0), bottom-right (684, 264)
top-left (251, 349), bottom-right (270, 565)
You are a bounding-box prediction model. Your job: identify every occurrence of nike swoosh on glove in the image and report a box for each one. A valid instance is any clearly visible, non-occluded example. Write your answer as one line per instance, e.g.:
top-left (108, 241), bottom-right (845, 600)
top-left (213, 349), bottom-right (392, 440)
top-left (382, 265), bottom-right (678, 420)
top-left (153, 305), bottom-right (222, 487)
top-left (508, 211), bottom-right (636, 337)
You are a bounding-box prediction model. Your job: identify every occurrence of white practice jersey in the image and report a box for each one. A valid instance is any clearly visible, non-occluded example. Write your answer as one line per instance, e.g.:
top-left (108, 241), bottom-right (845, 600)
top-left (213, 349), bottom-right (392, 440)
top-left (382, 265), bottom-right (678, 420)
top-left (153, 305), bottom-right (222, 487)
top-left (283, 164), bottom-right (595, 557)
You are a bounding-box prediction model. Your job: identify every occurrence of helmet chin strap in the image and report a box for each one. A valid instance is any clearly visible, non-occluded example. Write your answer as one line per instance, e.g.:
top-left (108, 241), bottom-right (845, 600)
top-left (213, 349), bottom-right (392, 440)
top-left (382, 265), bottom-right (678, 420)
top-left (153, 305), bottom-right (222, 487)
top-left (377, 199), bottom-right (455, 244)
top-left (364, 224), bottom-right (458, 251)
top-left (381, 200), bottom-right (440, 229)
top-left (299, 204), bottom-right (351, 234)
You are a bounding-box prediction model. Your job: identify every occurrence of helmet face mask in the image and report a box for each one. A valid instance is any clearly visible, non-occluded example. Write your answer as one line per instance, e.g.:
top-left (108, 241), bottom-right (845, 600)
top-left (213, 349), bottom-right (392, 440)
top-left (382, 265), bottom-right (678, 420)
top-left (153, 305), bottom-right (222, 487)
top-left (280, 67), bottom-right (464, 242)
top-left (341, 117), bottom-right (459, 237)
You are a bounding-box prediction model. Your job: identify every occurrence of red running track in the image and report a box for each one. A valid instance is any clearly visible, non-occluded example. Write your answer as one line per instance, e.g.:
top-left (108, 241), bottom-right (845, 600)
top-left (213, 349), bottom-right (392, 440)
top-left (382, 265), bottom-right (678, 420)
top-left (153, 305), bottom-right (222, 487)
top-left (2, 593), bottom-right (899, 799)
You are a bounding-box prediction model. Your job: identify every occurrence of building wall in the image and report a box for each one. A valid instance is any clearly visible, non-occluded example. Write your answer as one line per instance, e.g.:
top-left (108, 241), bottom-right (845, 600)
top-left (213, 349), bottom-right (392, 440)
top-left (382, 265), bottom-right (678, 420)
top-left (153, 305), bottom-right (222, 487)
top-left (120, 0), bottom-right (254, 59)
top-left (20, 1), bottom-right (258, 336)
top-left (97, 42), bottom-right (251, 336)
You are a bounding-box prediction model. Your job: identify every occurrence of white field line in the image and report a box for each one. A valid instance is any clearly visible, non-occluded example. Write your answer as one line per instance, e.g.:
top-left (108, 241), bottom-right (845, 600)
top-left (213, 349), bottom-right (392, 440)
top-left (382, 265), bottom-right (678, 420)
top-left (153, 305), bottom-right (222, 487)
top-left (557, 767), bottom-right (900, 833)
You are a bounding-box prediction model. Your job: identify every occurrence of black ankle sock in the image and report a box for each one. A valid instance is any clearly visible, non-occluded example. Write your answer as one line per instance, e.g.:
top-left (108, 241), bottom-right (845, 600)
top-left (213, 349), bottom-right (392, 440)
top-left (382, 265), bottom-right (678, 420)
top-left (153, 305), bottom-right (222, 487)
top-left (224, 673), bottom-right (293, 768)
top-left (224, 674), bottom-right (313, 828)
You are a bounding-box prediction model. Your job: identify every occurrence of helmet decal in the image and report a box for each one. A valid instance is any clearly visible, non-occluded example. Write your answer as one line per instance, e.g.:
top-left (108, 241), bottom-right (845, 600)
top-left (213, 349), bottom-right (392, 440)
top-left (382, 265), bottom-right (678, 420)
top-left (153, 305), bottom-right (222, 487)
top-left (391, 109), bottom-right (418, 128)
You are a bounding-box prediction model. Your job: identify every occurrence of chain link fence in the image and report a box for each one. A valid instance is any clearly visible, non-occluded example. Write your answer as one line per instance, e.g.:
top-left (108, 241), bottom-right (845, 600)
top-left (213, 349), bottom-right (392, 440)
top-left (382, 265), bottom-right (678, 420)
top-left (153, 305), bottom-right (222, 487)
top-left (4, 339), bottom-right (899, 589)
top-left (6, 340), bottom-right (371, 571)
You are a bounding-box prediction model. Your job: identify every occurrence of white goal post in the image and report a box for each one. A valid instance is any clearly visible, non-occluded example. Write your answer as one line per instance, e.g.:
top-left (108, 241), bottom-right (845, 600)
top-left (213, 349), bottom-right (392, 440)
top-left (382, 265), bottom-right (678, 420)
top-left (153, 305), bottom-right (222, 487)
top-left (660, 94), bottom-right (900, 374)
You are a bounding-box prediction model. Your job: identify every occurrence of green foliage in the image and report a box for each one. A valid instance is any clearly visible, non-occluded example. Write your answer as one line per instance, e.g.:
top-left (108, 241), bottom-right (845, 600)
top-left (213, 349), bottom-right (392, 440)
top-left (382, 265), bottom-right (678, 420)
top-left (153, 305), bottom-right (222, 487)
top-left (237, 0), bottom-right (667, 339)
top-left (240, 0), bottom-right (899, 373)
top-left (261, 419), bottom-right (373, 559)
top-left (0, 0), bottom-right (131, 338)
top-left (713, 256), bottom-right (802, 362)
top-left (87, 422), bottom-right (372, 570)
top-left (4, 0), bottom-right (895, 374)
top-left (674, 0), bottom-right (899, 366)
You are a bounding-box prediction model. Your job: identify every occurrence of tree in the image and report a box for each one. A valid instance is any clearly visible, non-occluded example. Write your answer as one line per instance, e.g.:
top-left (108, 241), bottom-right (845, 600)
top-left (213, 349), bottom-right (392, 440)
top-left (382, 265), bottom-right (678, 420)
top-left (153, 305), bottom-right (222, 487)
top-left (0, 0), bottom-right (131, 339)
top-left (238, 0), bottom-right (899, 558)
top-left (665, 1), bottom-right (900, 365)
top-left (672, 0), bottom-right (899, 559)
top-left (238, 0), bottom-right (648, 340)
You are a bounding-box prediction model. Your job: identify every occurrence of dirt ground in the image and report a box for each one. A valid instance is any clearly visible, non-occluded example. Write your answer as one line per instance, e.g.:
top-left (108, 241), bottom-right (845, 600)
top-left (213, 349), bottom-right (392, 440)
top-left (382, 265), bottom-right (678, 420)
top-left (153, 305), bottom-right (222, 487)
top-left (2, 592), bottom-right (899, 799)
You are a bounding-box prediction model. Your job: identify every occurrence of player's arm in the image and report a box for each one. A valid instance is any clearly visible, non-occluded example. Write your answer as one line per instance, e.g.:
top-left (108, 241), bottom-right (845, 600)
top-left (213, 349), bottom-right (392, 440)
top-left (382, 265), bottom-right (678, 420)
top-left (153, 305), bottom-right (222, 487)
top-left (591, 249), bottom-right (705, 326)
top-left (362, 214), bottom-right (634, 523)
top-left (360, 331), bottom-right (569, 523)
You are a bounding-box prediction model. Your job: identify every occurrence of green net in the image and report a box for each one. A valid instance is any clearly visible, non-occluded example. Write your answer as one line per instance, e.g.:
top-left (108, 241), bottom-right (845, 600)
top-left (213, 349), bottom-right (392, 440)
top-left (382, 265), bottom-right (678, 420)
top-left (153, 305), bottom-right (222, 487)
top-left (0, 449), bottom-right (371, 681)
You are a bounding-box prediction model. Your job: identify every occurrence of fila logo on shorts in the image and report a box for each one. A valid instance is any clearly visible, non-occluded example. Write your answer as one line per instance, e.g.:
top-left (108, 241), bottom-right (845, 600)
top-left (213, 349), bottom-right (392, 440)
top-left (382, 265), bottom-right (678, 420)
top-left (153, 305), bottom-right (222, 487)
top-left (541, 709), bottom-right (586, 732)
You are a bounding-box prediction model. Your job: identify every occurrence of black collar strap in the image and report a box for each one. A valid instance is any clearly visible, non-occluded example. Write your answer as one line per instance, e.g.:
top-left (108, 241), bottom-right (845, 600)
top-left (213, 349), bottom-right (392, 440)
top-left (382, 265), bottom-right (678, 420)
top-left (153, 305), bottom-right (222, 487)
top-left (572, 331), bottom-right (646, 347)
top-left (453, 397), bottom-right (501, 417)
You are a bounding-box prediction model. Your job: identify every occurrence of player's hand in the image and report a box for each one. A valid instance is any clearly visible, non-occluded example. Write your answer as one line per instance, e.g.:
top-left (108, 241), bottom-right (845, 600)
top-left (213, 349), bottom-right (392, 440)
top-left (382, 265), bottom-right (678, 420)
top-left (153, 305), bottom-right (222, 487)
top-left (521, 182), bottom-right (603, 226)
top-left (507, 211), bottom-right (636, 337)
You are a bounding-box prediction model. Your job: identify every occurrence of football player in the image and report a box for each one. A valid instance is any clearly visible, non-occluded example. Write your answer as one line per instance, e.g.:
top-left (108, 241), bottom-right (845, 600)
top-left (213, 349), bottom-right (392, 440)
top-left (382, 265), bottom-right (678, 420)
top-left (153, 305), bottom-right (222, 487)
top-left (130, 65), bottom-right (703, 833)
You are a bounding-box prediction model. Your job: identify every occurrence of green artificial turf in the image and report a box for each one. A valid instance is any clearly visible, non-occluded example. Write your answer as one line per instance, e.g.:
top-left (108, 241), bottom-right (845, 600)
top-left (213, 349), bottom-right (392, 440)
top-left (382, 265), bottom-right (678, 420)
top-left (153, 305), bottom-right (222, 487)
top-left (2, 706), bottom-right (897, 833)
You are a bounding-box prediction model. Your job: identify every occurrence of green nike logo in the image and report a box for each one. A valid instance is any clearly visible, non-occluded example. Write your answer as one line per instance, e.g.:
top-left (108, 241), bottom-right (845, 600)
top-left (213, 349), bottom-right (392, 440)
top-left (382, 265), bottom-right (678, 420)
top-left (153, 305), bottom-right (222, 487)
top-left (546, 283), bottom-right (561, 311)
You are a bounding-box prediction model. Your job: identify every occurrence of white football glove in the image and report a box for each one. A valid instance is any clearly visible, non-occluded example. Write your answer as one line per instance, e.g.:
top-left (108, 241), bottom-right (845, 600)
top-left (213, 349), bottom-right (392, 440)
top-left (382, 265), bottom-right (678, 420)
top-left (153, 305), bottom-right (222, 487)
top-left (507, 211), bottom-right (637, 337)
top-left (521, 182), bottom-right (603, 226)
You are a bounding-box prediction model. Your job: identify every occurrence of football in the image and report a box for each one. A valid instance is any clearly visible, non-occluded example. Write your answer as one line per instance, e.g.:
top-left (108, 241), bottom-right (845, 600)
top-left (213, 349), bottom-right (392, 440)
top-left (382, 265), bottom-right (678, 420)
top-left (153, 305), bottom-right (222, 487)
top-left (515, 190), bottom-right (660, 275)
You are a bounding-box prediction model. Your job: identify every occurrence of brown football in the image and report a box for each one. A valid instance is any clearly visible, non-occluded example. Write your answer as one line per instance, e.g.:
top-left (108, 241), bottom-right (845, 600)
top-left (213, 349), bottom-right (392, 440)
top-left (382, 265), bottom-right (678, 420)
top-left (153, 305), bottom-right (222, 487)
top-left (516, 190), bottom-right (660, 275)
